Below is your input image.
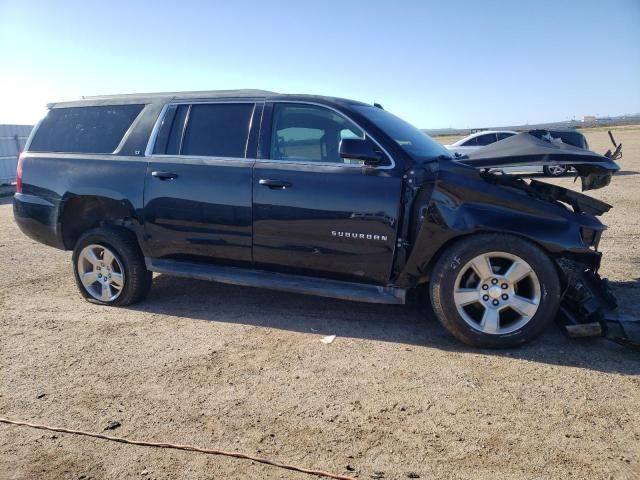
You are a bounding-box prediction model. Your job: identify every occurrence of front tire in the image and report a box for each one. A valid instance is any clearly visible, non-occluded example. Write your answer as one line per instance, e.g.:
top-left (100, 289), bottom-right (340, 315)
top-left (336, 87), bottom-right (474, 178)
top-left (429, 234), bottom-right (560, 348)
top-left (72, 226), bottom-right (152, 306)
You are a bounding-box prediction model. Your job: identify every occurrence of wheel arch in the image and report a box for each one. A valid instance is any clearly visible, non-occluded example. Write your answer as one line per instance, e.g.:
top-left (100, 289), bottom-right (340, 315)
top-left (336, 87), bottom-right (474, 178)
top-left (397, 227), bottom-right (571, 289)
top-left (420, 230), bottom-right (555, 281)
top-left (59, 195), bottom-right (140, 250)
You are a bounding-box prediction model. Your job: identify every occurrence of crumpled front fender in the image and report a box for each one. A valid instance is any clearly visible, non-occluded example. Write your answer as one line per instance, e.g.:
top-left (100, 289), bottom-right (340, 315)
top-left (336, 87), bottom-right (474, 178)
top-left (394, 167), bottom-right (602, 288)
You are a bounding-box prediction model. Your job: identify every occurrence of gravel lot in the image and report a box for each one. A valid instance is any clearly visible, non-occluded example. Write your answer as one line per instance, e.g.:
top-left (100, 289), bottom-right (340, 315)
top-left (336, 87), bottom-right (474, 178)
top-left (1, 127), bottom-right (638, 480)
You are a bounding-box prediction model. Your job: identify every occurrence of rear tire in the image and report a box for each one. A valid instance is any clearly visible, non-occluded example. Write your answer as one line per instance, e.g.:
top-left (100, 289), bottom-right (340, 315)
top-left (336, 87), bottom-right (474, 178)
top-left (72, 226), bottom-right (152, 306)
top-left (429, 234), bottom-right (560, 348)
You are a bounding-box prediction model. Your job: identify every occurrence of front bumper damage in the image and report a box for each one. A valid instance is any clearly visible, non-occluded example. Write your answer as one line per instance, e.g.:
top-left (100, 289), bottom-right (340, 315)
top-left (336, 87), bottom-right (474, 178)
top-left (465, 131), bottom-right (637, 348)
top-left (555, 257), bottom-right (639, 350)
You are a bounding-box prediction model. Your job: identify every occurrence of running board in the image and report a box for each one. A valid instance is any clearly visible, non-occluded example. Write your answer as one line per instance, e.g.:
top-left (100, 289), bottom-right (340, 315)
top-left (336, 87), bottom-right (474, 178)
top-left (145, 258), bottom-right (406, 305)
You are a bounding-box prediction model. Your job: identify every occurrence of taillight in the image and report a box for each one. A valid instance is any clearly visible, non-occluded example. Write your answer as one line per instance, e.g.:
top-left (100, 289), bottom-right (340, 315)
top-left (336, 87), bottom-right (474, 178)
top-left (16, 152), bottom-right (25, 193)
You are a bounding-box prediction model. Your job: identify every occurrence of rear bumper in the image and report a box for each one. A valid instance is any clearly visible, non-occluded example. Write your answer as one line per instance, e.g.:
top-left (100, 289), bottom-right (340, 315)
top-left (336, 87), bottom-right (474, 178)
top-left (13, 193), bottom-right (64, 249)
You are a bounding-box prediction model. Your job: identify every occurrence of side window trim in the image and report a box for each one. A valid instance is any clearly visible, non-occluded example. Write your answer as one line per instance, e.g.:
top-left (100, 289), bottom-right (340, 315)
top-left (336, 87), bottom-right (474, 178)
top-left (259, 101), bottom-right (395, 170)
top-left (151, 104), bottom-right (177, 155)
top-left (146, 101), bottom-right (258, 160)
top-left (177, 104), bottom-right (192, 155)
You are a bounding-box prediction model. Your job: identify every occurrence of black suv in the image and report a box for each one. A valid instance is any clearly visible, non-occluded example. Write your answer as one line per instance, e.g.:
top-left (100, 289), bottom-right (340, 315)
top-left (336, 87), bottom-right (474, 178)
top-left (14, 90), bottom-right (620, 347)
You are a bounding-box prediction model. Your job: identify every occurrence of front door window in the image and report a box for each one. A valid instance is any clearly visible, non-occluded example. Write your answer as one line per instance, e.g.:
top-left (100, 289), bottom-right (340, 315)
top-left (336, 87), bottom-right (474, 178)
top-left (270, 104), bottom-right (367, 164)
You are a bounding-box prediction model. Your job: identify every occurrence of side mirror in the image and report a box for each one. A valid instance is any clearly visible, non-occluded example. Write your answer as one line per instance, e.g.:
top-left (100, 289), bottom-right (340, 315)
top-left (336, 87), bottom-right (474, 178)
top-left (339, 138), bottom-right (383, 166)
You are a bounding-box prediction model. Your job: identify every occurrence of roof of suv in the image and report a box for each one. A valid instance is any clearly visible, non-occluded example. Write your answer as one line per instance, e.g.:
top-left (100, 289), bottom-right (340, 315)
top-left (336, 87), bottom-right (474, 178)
top-left (48, 90), bottom-right (372, 109)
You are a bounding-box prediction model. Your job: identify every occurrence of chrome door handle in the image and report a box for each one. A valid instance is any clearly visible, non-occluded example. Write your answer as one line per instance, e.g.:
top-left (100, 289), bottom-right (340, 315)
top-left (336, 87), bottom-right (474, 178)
top-left (152, 171), bottom-right (179, 181)
top-left (258, 179), bottom-right (291, 189)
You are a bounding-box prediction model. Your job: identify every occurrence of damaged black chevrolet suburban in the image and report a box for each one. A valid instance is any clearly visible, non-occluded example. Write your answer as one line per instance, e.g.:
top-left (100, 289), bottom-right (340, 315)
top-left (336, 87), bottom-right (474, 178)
top-left (13, 90), bottom-right (622, 347)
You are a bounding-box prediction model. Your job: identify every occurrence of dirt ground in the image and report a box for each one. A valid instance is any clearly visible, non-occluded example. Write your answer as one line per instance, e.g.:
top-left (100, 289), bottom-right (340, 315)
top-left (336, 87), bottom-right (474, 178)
top-left (0, 127), bottom-right (638, 480)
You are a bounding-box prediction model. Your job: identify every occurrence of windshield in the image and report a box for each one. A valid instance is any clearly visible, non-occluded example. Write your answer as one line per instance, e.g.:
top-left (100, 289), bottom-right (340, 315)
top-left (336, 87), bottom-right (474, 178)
top-left (353, 106), bottom-right (451, 161)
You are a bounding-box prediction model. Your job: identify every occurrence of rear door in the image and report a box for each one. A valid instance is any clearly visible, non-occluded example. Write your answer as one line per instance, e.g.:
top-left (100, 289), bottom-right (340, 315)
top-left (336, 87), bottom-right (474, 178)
top-left (143, 101), bottom-right (259, 266)
top-left (252, 102), bottom-right (402, 285)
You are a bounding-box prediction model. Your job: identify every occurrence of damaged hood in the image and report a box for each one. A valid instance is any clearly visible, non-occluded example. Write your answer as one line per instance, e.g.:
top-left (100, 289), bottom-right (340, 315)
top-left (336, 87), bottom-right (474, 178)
top-left (460, 132), bottom-right (620, 191)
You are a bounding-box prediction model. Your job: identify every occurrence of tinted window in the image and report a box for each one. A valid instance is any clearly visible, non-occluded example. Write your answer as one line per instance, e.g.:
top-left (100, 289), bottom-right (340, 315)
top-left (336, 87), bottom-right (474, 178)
top-left (165, 105), bottom-right (189, 155)
top-left (30, 104), bottom-right (144, 154)
top-left (270, 104), bottom-right (366, 164)
top-left (497, 132), bottom-right (515, 140)
top-left (181, 103), bottom-right (254, 157)
top-left (152, 105), bottom-right (176, 154)
top-left (476, 133), bottom-right (498, 146)
top-left (462, 137), bottom-right (478, 147)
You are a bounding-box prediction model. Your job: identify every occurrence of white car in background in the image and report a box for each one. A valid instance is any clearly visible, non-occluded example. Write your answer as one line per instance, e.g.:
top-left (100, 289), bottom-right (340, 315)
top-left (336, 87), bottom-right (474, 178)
top-left (446, 130), bottom-right (570, 177)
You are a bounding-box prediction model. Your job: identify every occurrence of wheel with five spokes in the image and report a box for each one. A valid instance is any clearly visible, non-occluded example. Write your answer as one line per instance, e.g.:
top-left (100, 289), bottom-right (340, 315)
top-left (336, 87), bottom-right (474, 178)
top-left (72, 226), bottom-right (152, 306)
top-left (429, 234), bottom-right (560, 348)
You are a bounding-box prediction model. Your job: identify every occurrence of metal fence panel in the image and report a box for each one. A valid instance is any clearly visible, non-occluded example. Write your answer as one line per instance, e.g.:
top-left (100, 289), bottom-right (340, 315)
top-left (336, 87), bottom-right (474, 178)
top-left (0, 125), bottom-right (32, 184)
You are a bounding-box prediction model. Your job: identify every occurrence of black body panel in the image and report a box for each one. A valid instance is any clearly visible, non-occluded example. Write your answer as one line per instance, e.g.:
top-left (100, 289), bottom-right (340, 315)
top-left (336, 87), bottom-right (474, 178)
top-left (14, 154), bottom-right (148, 249)
top-left (395, 160), bottom-right (607, 287)
top-left (252, 161), bottom-right (402, 284)
top-left (143, 157), bottom-right (254, 265)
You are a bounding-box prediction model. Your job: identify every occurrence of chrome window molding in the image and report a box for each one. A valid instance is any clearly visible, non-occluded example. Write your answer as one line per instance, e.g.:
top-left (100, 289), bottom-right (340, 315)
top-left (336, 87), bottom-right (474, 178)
top-left (113, 104), bottom-right (149, 154)
top-left (144, 103), bottom-right (170, 157)
top-left (254, 158), bottom-right (366, 169)
top-left (146, 99), bottom-right (397, 171)
top-left (149, 154), bottom-right (256, 165)
top-left (144, 101), bottom-right (258, 160)
top-left (177, 104), bottom-right (192, 154)
top-left (20, 152), bottom-right (147, 162)
top-left (244, 104), bottom-right (257, 158)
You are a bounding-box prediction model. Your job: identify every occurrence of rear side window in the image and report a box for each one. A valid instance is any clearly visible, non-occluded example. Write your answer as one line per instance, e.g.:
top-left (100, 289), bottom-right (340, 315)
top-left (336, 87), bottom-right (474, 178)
top-left (476, 133), bottom-right (498, 146)
top-left (180, 103), bottom-right (254, 157)
top-left (497, 132), bottom-right (515, 140)
top-left (29, 104), bottom-right (144, 154)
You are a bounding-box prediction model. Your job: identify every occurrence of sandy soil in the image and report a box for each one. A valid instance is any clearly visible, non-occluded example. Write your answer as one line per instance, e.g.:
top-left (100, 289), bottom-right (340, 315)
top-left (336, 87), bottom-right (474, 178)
top-left (0, 127), bottom-right (638, 480)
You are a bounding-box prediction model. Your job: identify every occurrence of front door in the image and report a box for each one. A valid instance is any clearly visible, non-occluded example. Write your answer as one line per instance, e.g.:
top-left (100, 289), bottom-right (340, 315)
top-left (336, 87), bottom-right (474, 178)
top-left (252, 102), bottom-right (402, 285)
top-left (143, 102), bottom-right (258, 266)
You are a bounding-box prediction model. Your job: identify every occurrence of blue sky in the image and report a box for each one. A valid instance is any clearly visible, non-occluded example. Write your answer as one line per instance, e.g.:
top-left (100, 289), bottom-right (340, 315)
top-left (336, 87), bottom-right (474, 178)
top-left (0, 0), bottom-right (638, 128)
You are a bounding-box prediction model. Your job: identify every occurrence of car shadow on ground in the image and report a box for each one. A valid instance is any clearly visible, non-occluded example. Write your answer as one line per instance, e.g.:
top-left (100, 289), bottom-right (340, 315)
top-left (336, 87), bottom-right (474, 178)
top-left (132, 274), bottom-right (640, 375)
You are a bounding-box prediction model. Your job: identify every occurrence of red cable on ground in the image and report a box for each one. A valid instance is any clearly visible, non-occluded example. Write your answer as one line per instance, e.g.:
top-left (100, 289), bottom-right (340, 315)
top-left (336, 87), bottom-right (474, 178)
top-left (0, 417), bottom-right (356, 480)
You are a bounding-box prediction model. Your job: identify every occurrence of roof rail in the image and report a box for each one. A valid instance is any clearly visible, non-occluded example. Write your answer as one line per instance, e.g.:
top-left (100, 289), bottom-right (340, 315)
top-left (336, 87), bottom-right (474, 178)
top-left (80, 89), bottom-right (277, 100)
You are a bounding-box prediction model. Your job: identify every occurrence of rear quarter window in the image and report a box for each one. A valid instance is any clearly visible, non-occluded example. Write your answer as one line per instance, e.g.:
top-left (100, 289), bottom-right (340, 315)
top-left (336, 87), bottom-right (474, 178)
top-left (476, 133), bottom-right (498, 146)
top-left (29, 104), bottom-right (144, 154)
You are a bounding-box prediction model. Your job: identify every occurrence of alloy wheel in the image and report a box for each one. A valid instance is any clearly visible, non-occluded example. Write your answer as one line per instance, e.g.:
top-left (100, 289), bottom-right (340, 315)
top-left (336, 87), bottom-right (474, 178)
top-left (77, 244), bottom-right (125, 302)
top-left (453, 252), bottom-right (541, 335)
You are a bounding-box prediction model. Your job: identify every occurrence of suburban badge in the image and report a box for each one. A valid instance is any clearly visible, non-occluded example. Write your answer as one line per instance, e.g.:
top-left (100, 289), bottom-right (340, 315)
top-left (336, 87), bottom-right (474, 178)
top-left (331, 231), bottom-right (388, 241)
